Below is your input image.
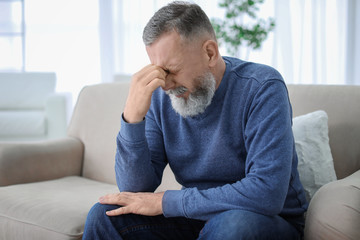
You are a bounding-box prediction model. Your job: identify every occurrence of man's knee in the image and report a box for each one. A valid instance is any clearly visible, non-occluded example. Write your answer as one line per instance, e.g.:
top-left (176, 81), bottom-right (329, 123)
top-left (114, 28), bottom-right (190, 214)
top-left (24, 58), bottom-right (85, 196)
top-left (84, 203), bottom-right (121, 231)
top-left (199, 210), bottom-right (299, 240)
top-left (201, 210), bottom-right (259, 239)
top-left (83, 203), bottom-right (122, 239)
top-left (86, 203), bottom-right (112, 222)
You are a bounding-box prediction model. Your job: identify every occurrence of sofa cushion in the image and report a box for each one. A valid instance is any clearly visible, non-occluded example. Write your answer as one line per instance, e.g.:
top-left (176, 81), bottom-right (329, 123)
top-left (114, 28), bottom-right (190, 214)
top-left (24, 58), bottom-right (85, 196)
top-left (0, 111), bottom-right (46, 137)
top-left (68, 82), bottom-right (129, 184)
top-left (0, 176), bottom-right (118, 240)
top-left (292, 110), bottom-right (337, 201)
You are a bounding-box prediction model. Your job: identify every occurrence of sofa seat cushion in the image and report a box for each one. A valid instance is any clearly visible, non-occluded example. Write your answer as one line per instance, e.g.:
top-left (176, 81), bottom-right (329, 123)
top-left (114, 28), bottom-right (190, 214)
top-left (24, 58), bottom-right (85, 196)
top-left (0, 111), bottom-right (46, 137)
top-left (0, 176), bottom-right (118, 240)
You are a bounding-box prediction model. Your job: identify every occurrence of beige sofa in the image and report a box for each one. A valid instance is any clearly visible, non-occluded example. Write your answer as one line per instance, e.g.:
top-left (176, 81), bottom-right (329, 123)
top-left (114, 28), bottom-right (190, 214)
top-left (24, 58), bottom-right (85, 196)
top-left (0, 82), bottom-right (359, 240)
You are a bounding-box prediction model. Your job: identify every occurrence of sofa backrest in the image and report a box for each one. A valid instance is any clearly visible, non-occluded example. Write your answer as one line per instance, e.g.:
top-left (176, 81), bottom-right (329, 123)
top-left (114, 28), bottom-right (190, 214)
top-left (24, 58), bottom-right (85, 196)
top-left (287, 84), bottom-right (360, 179)
top-left (67, 82), bottom-right (129, 184)
top-left (68, 82), bottom-right (360, 184)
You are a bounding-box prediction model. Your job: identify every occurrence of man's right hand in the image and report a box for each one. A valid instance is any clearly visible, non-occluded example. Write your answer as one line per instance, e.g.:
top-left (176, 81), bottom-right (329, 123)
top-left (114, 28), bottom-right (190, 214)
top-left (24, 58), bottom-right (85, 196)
top-left (123, 65), bottom-right (167, 123)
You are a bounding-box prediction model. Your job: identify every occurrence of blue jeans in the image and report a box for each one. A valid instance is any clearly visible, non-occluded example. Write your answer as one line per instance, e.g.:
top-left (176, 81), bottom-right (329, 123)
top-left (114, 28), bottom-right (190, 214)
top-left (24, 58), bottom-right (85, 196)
top-left (83, 203), bottom-right (303, 240)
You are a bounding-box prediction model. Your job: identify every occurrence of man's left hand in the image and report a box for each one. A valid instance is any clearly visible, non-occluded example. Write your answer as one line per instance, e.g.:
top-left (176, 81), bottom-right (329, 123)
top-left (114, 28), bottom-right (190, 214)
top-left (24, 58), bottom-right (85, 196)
top-left (99, 192), bottom-right (164, 217)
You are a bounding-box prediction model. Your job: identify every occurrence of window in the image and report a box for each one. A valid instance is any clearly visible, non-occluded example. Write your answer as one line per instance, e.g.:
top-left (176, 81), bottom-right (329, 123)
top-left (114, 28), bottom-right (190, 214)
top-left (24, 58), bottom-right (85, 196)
top-left (0, 0), bottom-right (101, 104)
top-left (0, 0), bottom-right (25, 71)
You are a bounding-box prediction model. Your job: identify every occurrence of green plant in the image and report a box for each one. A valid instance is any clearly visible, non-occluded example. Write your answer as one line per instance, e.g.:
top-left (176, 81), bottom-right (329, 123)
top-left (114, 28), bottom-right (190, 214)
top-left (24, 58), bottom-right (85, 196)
top-left (211, 0), bottom-right (275, 57)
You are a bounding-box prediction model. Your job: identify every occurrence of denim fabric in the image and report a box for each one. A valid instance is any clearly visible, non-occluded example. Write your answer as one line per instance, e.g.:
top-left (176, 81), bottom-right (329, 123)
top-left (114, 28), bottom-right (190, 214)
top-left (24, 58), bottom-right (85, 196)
top-left (83, 203), bottom-right (204, 240)
top-left (198, 210), bottom-right (302, 240)
top-left (83, 203), bottom-right (302, 240)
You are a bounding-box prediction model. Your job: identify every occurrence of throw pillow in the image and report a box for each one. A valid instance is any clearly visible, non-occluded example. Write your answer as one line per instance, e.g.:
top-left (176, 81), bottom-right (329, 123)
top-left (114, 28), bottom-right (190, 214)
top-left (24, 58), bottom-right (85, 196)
top-left (292, 110), bottom-right (337, 202)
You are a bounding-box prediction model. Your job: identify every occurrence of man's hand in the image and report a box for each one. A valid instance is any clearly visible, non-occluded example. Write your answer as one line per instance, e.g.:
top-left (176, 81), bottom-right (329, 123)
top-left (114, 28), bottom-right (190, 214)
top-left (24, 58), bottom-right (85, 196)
top-left (99, 192), bottom-right (165, 217)
top-left (123, 65), bottom-right (167, 123)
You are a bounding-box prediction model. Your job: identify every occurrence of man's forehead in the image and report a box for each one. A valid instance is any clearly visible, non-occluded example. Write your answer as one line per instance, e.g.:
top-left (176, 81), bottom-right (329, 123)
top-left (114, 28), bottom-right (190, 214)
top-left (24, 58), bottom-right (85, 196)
top-left (153, 57), bottom-right (183, 72)
top-left (146, 32), bottom-right (185, 68)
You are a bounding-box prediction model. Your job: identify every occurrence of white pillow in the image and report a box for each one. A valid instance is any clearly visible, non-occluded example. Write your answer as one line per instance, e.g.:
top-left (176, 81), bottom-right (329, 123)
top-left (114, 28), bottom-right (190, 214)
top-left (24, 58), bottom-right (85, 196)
top-left (292, 110), bottom-right (337, 202)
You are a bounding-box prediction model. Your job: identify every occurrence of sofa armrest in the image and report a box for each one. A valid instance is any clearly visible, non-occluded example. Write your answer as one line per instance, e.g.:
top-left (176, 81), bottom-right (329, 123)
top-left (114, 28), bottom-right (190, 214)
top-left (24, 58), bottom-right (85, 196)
top-left (304, 170), bottom-right (360, 240)
top-left (0, 137), bottom-right (84, 186)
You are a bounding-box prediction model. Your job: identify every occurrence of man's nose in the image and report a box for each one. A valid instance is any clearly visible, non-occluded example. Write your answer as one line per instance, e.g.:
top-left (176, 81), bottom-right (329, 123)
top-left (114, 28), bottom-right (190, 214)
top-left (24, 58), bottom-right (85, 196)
top-left (163, 76), bottom-right (176, 91)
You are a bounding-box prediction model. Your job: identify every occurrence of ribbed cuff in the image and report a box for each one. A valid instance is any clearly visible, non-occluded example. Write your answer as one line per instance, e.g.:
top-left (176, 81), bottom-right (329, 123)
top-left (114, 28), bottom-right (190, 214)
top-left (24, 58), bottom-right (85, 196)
top-left (119, 114), bottom-right (146, 142)
top-left (162, 190), bottom-right (187, 218)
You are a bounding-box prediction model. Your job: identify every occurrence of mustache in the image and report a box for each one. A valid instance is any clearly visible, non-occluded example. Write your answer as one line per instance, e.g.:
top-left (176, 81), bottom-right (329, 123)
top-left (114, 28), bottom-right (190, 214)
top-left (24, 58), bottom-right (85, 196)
top-left (166, 86), bottom-right (188, 96)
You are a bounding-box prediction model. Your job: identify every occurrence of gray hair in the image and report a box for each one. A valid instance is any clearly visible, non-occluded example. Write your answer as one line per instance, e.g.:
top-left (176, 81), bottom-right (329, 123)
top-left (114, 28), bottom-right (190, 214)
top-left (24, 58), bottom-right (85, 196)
top-left (143, 1), bottom-right (216, 45)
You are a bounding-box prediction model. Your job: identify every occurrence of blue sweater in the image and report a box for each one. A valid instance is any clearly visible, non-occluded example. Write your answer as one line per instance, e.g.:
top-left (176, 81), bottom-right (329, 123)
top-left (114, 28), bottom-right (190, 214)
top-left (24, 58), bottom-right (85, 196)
top-left (116, 57), bottom-right (308, 221)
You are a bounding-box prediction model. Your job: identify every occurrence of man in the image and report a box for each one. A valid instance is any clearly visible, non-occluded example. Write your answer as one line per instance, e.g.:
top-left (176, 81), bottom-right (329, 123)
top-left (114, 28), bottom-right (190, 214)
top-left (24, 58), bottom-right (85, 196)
top-left (83, 1), bottom-right (308, 239)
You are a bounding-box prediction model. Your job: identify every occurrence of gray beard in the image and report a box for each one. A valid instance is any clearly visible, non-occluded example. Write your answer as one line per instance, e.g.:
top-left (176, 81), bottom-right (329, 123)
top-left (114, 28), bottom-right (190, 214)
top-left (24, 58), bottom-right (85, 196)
top-left (166, 72), bottom-right (216, 118)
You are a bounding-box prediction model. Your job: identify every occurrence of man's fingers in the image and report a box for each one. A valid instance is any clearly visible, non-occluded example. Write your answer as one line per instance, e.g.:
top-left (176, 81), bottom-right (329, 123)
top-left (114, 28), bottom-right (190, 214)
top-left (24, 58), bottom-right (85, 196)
top-left (123, 64), bottom-right (167, 123)
top-left (106, 207), bottom-right (129, 216)
top-left (146, 77), bottom-right (166, 92)
top-left (99, 193), bottom-right (128, 205)
top-left (99, 192), bottom-right (164, 216)
top-left (99, 194), bottom-right (113, 204)
top-left (134, 64), bottom-right (167, 86)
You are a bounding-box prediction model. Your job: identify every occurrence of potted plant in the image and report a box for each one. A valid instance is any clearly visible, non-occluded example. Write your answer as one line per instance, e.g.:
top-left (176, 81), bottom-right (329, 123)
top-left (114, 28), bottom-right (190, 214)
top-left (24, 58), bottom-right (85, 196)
top-left (211, 0), bottom-right (275, 59)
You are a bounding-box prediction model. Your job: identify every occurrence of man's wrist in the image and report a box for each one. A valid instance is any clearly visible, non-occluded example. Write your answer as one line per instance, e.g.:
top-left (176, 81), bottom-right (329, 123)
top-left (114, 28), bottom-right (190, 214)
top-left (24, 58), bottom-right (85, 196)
top-left (156, 192), bottom-right (165, 215)
top-left (123, 113), bottom-right (145, 124)
top-left (162, 190), bottom-right (186, 218)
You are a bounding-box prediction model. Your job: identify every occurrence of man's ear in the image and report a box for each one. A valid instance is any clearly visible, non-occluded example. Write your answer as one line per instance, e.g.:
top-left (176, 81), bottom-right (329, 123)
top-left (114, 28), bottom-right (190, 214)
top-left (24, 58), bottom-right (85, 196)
top-left (203, 40), bottom-right (219, 68)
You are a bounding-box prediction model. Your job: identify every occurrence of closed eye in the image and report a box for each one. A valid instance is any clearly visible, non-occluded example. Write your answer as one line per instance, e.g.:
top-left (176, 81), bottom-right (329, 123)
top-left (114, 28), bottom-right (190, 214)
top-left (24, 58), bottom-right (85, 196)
top-left (167, 68), bottom-right (180, 75)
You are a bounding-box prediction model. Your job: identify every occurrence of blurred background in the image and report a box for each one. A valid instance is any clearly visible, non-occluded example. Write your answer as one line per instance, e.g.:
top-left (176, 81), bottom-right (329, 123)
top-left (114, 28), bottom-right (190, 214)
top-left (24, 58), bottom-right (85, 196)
top-left (1, 0), bottom-right (359, 112)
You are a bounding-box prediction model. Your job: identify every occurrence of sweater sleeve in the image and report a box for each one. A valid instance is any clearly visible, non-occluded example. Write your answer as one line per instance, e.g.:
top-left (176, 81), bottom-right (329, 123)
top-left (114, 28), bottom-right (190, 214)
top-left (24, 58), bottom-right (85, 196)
top-left (115, 114), bottom-right (167, 192)
top-left (162, 80), bottom-right (296, 220)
